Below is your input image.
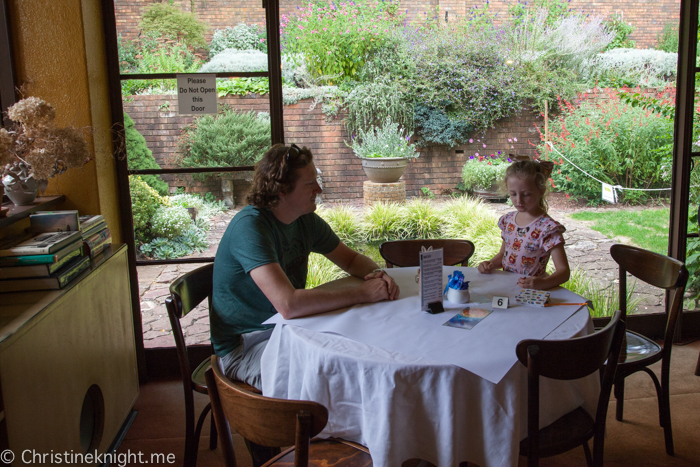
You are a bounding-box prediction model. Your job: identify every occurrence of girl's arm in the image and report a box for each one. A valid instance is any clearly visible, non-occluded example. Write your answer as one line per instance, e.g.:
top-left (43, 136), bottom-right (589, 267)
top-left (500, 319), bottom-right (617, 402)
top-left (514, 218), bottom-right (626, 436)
top-left (478, 240), bottom-right (506, 274)
top-left (517, 244), bottom-right (570, 290)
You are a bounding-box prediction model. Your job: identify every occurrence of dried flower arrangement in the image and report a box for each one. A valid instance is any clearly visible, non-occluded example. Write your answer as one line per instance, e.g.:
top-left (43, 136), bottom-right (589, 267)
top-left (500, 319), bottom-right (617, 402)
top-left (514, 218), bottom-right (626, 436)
top-left (1, 97), bottom-right (90, 188)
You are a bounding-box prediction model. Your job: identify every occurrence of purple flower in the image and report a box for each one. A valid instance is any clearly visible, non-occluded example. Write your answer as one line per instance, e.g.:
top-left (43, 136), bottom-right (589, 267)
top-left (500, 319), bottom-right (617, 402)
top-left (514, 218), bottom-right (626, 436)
top-left (469, 155), bottom-right (475, 159)
top-left (507, 158), bottom-right (512, 162)
top-left (497, 151), bottom-right (502, 155)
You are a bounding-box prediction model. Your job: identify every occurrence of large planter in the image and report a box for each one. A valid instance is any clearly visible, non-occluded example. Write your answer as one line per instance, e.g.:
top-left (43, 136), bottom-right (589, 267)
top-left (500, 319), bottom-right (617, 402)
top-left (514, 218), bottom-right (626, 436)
top-left (472, 181), bottom-right (508, 201)
top-left (360, 157), bottom-right (408, 184)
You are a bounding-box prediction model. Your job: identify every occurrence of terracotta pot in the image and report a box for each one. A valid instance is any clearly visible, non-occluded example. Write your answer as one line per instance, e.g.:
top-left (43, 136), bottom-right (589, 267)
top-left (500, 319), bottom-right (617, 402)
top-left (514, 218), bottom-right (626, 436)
top-left (360, 157), bottom-right (408, 183)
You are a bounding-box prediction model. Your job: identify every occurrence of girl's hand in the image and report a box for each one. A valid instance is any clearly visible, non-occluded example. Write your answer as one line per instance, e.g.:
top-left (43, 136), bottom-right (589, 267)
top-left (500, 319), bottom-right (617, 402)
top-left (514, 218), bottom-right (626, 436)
top-left (517, 276), bottom-right (541, 289)
top-left (478, 261), bottom-right (493, 274)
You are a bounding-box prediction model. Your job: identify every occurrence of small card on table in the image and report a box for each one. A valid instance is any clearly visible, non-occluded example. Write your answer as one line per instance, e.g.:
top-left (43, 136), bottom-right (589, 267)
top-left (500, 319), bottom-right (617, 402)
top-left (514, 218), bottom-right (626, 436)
top-left (515, 289), bottom-right (551, 307)
top-left (443, 307), bottom-right (492, 330)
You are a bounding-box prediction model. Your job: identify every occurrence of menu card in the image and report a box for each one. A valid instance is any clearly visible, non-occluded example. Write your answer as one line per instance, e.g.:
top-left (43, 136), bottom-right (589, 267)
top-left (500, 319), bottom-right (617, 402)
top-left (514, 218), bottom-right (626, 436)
top-left (419, 247), bottom-right (443, 311)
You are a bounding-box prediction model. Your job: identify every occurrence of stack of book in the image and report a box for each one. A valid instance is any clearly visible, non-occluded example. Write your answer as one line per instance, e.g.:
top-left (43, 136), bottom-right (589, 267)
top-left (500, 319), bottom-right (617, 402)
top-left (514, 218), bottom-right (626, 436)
top-left (79, 214), bottom-right (111, 258)
top-left (0, 231), bottom-right (89, 292)
top-left (0, 211), bottom-right (112, 292)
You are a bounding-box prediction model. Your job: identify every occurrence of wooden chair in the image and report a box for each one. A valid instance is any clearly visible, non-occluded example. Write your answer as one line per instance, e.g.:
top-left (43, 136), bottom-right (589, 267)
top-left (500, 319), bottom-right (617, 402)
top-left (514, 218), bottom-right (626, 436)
top-left (517, 310), bottom-right (626, 467)
top-left (205, 356), bottom-right (373, 467)
top-left (379, 239), bottom-right (475, 268)
top-left (610, 243), bottom-right (688, 456)
top-left (165, 263), bottom-right (218, 467)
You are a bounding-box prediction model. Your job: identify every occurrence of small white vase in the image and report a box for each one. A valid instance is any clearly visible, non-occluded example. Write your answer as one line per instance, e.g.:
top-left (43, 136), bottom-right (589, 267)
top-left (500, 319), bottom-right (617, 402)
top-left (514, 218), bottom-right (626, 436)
top-left (2, 174), bottom-right (40, 206)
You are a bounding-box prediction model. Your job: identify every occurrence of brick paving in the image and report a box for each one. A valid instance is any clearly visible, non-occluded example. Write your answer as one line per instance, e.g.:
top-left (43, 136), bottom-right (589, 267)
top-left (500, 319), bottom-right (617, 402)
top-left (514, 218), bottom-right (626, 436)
top-left (136, 202), bottom-right (665, 348)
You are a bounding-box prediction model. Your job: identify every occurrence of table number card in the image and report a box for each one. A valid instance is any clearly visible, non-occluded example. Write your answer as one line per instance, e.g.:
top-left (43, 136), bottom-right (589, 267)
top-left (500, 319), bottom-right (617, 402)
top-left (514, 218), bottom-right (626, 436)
top-left (492, 296), bottom-right (509, 309)
top-left (419, 247), bottom-right (443, 311)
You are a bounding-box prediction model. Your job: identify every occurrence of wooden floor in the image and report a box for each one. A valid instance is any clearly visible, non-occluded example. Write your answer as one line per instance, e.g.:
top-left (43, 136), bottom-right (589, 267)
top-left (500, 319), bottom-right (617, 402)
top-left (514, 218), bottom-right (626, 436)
top-left (118, 340), bottom-right (700, 467)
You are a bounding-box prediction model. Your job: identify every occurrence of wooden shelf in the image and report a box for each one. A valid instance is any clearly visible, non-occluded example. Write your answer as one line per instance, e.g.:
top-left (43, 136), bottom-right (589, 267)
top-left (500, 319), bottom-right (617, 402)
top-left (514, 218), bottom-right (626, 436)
top-left (0, 196), bottom-right (65, 230)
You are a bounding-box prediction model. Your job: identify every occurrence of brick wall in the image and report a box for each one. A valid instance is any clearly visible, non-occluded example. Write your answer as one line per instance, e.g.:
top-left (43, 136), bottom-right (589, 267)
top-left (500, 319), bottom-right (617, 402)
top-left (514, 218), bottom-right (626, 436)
top-left (122, 94), bottom-right (542, 202)
top-left (114, 0), bottom-right (679, 49)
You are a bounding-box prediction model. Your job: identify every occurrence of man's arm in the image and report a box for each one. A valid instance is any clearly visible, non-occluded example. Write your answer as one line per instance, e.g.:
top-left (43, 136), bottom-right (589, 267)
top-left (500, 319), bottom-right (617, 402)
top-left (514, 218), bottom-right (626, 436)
top-left (250, 262), bottom-right (390, 319)
top-left (324, 242), bottom-right (399, 299)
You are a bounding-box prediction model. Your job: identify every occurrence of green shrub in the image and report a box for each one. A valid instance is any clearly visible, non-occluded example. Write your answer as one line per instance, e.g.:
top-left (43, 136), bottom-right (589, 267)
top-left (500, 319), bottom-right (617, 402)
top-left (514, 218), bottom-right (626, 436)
top-left (209, 24), bottom-right (266, 56)
top-left (346, 117), bottom-right (418, 159)
top-left (151, 205), bottom-right (194, 238)
top-left (129, 176), bottom-right (169, 242)
top-left (414, 105), bottom-right (474, 148)
top-left (118, 34), bottom-right (139, 73)
top-left (562, 268), bottom-right (641, 318)
top-left (124, 112), bottom-right (169, 196)
top-left (281, 0), bottom-right (404, 82)
top-left (603, 13), bottom-right (636, 51)
top-left (657, 22), bottom-right (679, 53)
top-left (401, 199), bottom-right (444, 239)
top-left (508, 0), bottom-right (572, 26)
top-left (406, 26), bottom-right (521, 134)
top-left (439, 197), bottom-right (502, 264)
top-left (139, 2), bottom-right (207, 48)
top-left (362, 202), bottom-right (406, 241)
top-left (461, 154), bottom-right (511, 192)
top-left (343, 75), bottom-right (414, 140)
top-left (306, 253), bottom-right (348, 288)
top-left (541, 89), bottom-right (674, 204)
top-left (178, 106), bottom-right (271, 170)
top-left (139, 225), bottom-right (208, 260)
top-left (316, 205), bottom-right (362, 245)
top-left (121, 36), bottom-right (203, 95)
top-left (217, 78), bottom-right (270, 97)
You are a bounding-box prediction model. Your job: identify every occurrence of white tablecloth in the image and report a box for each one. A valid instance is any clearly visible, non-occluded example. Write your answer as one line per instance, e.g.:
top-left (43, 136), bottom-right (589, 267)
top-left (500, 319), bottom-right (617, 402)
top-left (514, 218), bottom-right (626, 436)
top-left (261, 267), bottom-right (598, 467)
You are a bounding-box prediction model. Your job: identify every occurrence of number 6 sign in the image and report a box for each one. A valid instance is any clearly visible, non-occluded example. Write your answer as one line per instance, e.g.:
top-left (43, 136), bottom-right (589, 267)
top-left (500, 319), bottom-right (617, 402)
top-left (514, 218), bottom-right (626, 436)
top-left (492, 296), bottom-right (509, 309)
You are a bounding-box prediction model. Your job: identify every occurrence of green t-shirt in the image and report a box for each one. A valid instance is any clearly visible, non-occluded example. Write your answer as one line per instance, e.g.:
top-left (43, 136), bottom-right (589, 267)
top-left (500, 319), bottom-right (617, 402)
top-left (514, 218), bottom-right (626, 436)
top-left (211, 205), bottom-right (340, 356)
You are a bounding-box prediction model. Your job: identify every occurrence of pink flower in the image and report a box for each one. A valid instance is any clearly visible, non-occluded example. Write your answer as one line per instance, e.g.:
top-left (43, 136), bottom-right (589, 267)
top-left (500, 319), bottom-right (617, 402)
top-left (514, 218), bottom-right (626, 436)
top-left (513, 137), bottom-right (518, 142)
top-left (469, 138), bottom-right (473, 143)
top-left (475, 152), bottom-right (479, 157)
top-left (508, 138), bottom-right (512, 143)
top-left (323, 27), bottom-right (327, 31)
top-left (482, 143), bottom-right (486, 148)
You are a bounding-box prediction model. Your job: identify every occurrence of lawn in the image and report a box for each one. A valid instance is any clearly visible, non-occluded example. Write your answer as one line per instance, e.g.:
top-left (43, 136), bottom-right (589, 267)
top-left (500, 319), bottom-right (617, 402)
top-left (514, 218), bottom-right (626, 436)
top-left (569, 208), bottom-right (671, 254)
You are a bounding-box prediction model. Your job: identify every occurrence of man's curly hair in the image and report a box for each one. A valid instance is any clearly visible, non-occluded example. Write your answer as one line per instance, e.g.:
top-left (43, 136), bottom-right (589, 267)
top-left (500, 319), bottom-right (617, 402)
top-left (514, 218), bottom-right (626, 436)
top-left (247, 143), bottom-right (314, 209)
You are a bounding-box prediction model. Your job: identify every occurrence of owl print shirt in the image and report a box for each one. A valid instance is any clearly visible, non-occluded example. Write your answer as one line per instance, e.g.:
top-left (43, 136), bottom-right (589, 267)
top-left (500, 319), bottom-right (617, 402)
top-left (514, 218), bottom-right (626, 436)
top-left (498, 211), bottom-right (566, 277)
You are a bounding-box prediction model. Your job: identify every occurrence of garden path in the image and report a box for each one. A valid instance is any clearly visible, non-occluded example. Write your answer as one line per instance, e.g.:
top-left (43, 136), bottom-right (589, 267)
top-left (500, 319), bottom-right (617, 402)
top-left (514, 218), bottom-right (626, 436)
top-left (136, 202), bottom-right (665, 348)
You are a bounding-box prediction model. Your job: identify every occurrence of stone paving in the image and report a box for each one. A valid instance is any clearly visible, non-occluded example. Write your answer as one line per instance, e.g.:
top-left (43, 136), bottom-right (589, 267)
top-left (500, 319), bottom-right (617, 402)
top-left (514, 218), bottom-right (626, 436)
top-left (136, 202), bottom-right (666, 348)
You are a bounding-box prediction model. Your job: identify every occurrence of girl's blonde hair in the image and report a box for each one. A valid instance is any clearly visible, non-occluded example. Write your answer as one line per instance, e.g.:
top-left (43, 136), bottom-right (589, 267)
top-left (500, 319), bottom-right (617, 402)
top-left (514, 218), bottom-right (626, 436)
top-left (503, 160), bottom-right (552, 213)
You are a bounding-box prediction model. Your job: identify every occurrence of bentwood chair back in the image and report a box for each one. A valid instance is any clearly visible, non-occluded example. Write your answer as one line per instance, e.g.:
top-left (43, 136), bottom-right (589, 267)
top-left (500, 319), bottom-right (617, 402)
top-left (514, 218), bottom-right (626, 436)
top-left (610, 243), bottom-right (688, 456)
top-left (379, 239), bottom-right (475, 268)
top-left (517, 310), bottom-right (626, 467)
top-left (205, 357), bottom-right (373, 467)
top-left (165, 263), bottom-right (219, 467)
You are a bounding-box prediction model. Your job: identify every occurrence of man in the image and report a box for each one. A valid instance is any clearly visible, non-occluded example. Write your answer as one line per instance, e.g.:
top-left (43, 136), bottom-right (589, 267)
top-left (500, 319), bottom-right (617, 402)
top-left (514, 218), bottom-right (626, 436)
top-left (212, 143), bottom-right (399, 391)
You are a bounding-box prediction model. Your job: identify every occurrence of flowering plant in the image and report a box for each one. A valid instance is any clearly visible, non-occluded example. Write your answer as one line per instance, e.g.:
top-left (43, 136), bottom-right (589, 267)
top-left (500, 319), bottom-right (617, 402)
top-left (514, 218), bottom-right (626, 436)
top-left (461, 153), bottom-right (511, 191)
top-left (281, 0), bottom-right (404, 81)
top-left (0, 97), bottom-right (90, 186)
top-left (346, 117), bottom-right (418, 159)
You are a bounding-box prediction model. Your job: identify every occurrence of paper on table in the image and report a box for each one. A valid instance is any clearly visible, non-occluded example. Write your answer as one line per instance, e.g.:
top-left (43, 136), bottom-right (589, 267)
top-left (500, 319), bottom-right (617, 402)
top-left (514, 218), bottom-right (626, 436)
top-left (419, 248), bottom-right (443, 311)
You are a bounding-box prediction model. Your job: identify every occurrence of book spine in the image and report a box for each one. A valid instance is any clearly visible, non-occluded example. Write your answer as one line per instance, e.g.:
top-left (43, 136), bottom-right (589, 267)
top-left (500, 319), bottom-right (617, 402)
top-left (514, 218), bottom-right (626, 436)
top-left (0, 253), bottom-right (59, 266)
top-left (84, 229), bottom-right (110, 253)
top-left (57, 256), bottom-right (90, 288)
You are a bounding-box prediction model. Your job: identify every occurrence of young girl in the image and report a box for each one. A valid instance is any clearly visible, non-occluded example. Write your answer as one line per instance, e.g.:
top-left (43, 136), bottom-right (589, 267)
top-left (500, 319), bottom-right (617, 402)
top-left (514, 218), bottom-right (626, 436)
top-left (477, 160), bottom-right (570, 290)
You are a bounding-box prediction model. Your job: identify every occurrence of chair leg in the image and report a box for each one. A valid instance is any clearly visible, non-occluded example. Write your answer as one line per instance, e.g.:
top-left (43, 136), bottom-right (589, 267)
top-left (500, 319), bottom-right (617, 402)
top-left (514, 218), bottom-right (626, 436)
top-left (614, 379), bottom-right (625, 421)
top-left (209, 411), bottom-right (218, 450)
top-left (244, 439), bottom-right (281, 467)
top-left (582, 441), bottom-right (593, 467)
top-left (643, 366), bottom-right (674, 456)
